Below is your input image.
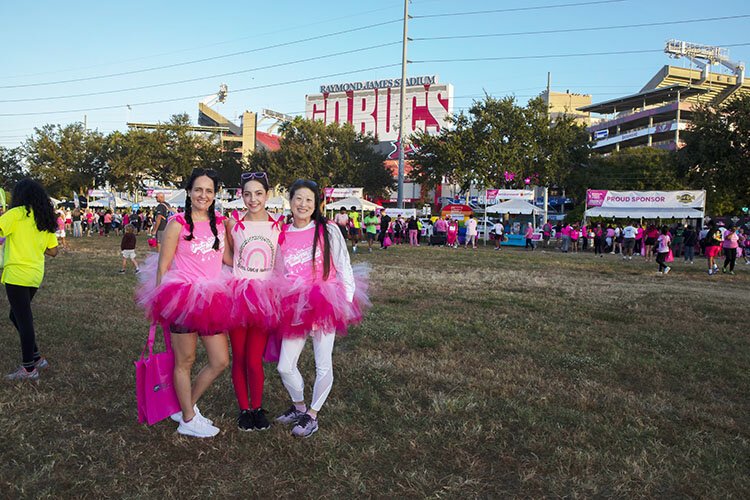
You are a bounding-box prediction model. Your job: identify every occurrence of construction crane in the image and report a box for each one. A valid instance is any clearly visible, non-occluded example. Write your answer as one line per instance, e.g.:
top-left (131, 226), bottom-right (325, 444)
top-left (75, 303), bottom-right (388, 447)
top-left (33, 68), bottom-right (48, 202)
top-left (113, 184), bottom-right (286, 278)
top-left (665, 39), bottom-right (745, 97)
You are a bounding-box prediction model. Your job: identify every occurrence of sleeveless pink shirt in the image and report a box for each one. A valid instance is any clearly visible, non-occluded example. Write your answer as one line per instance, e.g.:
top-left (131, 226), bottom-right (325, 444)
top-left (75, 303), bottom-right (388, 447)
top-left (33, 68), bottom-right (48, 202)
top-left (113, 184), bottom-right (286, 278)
top-left (279, 224), bottom-right (336, 282)
top-left (170, 213), bottom-right (225, 280)
top-left (230, 213), bottom-right (280, 280)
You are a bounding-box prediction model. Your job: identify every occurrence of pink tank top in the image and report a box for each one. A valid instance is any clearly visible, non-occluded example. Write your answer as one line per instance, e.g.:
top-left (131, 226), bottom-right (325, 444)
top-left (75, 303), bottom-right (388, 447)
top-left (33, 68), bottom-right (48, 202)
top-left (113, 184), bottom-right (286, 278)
top-left (230, 213), bottom-right (280, 280)
top-left (278, 224), bottom-right (336, 282)
top-left (170, 213), bottom-right (225, 280)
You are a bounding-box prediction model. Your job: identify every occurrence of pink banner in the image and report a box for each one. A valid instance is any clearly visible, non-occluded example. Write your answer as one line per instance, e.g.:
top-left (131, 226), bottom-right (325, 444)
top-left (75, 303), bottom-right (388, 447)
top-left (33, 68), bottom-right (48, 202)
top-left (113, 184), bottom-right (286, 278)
top-left (586, 190), bottom-right (608, 207)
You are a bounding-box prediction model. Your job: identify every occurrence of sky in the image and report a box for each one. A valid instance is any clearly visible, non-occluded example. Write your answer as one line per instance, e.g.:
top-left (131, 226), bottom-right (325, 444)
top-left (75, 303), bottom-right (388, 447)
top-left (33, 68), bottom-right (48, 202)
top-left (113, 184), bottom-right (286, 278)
top-left (1, 0), bottom-right (748, 149)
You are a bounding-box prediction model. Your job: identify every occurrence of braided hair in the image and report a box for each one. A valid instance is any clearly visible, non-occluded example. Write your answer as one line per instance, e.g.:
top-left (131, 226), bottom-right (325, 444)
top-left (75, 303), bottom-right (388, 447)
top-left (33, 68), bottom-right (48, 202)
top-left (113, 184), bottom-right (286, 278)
top-left (183, 168), bottom-right (221, 250)
top-left (289, 179), bottom-right (331, 280)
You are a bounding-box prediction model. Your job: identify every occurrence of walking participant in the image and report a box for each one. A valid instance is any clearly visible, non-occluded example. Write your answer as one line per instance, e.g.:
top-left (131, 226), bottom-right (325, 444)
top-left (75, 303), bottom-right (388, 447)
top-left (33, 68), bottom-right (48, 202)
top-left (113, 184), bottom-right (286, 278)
top-left (464, 215), bottom-right (478, 249)
top-left (348, 206), bottom-right (361, 253)
top-left (622, 221), bottom-right (637, 260)
top-left (721, 225), bottom-right (740, 275)
top-left (55, 211), bottom-right (68, 251)
top-left (275, 180), bottom-right (370, 438)
top-left (1, 179), bottom-right (59, 381)
top-left (119, 224), bottom-right (140, 274)
top-left (493, 220), bottom-right (504, 250)
top-left (446, 218), bottom-right (459, 248)
top-left (378, 212), bottom-right (391, 249)
top-left (683, 224), bottom-right (697, 264)
top-left (655, 226), bottom-right (672, 275)
top-left (334, 207), bottom-right (349, 241)
top-left (224, 172), bottom-right (281, 432)
top-left (136, 169), bottom-right (231, 438)
top-left (704, 223), bottom-right (723, 275)
top-left (407, 216), bottom-right (419, 246)
top-left (524, 222), bottom-right (535, 250)
top-left (363, 211), bottom-right (378, 253)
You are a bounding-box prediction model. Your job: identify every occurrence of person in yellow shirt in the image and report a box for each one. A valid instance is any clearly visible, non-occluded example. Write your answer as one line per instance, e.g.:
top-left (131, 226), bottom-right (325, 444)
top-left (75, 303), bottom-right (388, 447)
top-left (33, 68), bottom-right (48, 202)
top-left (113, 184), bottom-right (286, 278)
top-left (0, 179), bottom-right (59, 381)
top-left (348, 206), bottom-right (362, 253)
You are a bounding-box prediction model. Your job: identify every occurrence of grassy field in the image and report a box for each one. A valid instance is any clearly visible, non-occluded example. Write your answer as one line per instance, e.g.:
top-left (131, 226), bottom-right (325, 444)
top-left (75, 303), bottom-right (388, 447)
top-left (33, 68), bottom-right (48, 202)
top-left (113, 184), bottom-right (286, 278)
top-left (0, 235), bottom-right (748, 498)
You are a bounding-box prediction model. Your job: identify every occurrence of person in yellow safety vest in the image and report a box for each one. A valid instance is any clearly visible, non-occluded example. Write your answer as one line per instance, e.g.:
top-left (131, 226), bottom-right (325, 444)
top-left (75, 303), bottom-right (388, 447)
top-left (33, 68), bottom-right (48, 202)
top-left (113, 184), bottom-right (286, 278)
top-left (348, 206), bottom-right (361, 253)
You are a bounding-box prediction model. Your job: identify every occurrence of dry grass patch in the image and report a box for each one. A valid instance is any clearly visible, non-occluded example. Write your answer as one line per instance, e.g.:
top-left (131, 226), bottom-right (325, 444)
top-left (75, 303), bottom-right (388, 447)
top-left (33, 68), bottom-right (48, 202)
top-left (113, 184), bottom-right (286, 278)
top-left (0, 238), bottom-right (748, 497)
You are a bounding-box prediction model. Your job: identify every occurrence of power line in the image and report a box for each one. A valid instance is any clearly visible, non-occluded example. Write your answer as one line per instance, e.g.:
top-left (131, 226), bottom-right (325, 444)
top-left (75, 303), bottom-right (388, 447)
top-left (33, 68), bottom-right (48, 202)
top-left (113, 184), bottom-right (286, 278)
top-left (412, 43), bottom-right (750, 63)
top-left (412, 0), bottom-right (627, 19)
top-left (413, 14), bottom-right (750, 41)
top-left (0, 4), bottom-right (405, 81)
top-left (0, 63), bottom-right (401, 117)
top-left (0, 19), bottom-right (402, 90)
top-left (0, 42), bottom-right (400, 103)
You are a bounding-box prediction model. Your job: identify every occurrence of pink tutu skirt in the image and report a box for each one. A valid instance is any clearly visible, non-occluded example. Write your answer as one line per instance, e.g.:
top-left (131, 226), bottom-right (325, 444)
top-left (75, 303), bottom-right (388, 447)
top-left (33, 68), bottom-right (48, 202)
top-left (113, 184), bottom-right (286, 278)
top-left (135, 254), bottom-right (234, 335)
top-left (228, 276), bottom-right (280, 332)
top-left (277, 264), bottom-right (371, 339)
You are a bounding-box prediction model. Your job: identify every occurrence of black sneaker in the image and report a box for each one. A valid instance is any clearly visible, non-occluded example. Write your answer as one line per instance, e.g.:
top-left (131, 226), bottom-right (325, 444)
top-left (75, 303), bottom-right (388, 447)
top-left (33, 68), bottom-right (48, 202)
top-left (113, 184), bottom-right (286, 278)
top-left (237, 409), bottom-right (254, 432)
top-left (251, 408), bottom-right (271, 431)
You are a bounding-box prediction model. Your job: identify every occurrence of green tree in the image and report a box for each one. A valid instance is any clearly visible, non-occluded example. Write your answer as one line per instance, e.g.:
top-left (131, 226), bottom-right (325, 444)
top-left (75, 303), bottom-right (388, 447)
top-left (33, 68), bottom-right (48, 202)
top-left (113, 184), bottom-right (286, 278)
top-left (567, 148), bottom-right (684, 204)
top-left (678, 93), bottom-right (750, 214)
top-left (249, 118), bottom-right (393, 197)
top-left (409, 95), bottom-right (589, 192)
top-left (0, 146), bottom-right (26, 191)
top-left (22, 123), bottom-right (107, 196)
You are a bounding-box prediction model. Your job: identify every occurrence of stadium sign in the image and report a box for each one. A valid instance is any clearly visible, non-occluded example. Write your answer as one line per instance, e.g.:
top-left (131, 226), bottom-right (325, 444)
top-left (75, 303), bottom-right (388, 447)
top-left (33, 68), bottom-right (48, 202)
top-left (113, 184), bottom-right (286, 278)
top-left (306, 76), bottom-right (453, 143)
top-left (319, 75), bottom-right (437, 93)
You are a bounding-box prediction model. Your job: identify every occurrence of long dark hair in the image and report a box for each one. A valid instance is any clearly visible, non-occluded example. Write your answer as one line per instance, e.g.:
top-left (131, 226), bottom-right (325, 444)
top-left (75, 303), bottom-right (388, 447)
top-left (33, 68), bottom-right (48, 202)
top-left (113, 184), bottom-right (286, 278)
top-left (289, 179), bottom-right (331, 280)
top-left (183, 168), bottom-right (221, 251)
top-left (10, 178), bottom-right (57, 233)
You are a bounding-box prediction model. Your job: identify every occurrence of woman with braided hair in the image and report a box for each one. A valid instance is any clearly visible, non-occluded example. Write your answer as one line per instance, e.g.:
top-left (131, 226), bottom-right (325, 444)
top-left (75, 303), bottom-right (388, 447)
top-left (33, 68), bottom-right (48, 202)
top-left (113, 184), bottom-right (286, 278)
top-left (136, 169), bottom-right (232, 438)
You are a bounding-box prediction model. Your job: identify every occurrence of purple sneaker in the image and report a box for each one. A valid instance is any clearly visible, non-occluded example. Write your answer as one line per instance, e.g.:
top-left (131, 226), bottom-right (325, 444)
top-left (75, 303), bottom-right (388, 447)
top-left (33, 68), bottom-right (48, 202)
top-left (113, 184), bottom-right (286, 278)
top-left (275, 405), bottom-right (305, 425)
top-left (291, 413), bottom-right (318, 438)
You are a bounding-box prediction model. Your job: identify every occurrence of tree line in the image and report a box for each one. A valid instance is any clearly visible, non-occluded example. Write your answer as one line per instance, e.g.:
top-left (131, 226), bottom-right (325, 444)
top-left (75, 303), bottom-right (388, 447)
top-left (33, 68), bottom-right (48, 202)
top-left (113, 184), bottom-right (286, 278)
top-left (1, 93), bottom-right (748, 214)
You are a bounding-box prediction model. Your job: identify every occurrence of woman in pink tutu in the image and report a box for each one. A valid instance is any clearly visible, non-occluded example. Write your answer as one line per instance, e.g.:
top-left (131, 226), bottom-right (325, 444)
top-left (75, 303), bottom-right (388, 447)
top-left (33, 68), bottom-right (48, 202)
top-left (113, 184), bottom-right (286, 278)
top-left (274, 179), bottom-right (369, 438)
top-left (224, 172), bottom-right (281, 432)
top-left (446, 218), bottom-right (459, 248)
top-left (136, 168), bottom-right (230, 438)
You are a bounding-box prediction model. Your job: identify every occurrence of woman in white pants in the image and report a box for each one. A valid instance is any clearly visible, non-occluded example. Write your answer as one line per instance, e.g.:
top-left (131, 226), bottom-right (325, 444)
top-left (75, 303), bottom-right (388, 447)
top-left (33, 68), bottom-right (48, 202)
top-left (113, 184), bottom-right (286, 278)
top-left (274, 179), bottom-right (369, 438)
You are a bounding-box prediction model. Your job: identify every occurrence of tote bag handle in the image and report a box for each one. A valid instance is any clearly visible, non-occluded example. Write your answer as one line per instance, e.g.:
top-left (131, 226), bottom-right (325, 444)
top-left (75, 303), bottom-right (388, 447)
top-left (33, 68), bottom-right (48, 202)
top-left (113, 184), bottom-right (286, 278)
top-left (140, 323), bottom-right (173, 360)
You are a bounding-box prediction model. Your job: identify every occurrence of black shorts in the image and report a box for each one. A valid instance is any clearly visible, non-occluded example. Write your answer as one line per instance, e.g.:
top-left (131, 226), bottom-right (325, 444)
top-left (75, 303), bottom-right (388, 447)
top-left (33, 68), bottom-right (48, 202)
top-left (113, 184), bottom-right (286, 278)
top-left (366, 232), bottom-right (376, 241)
top-left (349, 227), bottom-right (360, 237)
top-left (338, 225), bottom-right (348, 238)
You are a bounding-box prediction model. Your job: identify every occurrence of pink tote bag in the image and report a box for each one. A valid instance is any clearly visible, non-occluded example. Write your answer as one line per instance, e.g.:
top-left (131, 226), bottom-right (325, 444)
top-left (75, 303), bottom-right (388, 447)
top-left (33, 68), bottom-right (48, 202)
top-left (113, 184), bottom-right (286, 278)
top-left (135, 324), bottom-right (181, 425)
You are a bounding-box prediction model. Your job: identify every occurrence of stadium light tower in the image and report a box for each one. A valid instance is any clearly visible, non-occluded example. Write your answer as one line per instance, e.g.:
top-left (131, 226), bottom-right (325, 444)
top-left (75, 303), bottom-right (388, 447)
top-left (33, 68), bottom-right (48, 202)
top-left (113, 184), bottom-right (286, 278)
top-left (664, 39), bottom-right (745, 86)
top-left (201, 83), bottom-right (229, 108)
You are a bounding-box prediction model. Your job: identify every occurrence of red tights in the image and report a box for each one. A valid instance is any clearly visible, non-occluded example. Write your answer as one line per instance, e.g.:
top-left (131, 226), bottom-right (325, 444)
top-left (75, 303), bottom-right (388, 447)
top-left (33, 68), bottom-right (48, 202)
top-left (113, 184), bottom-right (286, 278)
top-left (229, 327), bottom-right (269, 410)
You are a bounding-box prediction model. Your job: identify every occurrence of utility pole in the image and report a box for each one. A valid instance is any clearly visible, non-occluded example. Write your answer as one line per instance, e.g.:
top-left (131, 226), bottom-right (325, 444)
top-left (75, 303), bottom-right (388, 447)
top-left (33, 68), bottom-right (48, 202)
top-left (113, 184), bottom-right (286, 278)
top-left (397, 0), bottom-right (410, 208)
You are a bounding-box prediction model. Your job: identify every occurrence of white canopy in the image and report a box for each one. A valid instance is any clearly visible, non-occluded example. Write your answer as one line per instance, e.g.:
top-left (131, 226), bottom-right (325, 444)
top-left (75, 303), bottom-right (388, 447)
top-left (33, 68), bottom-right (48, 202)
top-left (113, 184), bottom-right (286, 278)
top-left (166, 191), bottom-right (187, 208)
top-left (88, 196), bottom-right (131, 208)
top-left (585, 207), bottom-right (704, 219)
top-left (266, 195), bottom-right (290, 210)
top-left (485, 198), bottom-right (542, 215)
top-left (137, 196), bottom-right (159, 208)
top-left (50, 197), bottom-right (62, 206)
top-left (325, 196), bottom-right (383, 211)
top-left (222, 198), bottom-right (246, 209)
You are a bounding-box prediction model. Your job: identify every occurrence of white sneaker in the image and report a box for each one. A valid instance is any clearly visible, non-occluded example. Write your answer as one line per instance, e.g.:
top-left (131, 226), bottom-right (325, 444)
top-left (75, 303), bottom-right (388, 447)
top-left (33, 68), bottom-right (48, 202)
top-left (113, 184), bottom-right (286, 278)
top-left (664, 266), bottom-right (671, 275)
top-left (171, 405), bottom-right (213, 425)
top-left (177, 416), bottom-right (220, 438)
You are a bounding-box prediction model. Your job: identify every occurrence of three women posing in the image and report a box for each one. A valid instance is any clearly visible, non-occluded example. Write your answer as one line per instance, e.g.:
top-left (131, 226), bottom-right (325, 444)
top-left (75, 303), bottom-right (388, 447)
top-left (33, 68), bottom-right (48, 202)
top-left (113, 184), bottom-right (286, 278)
top-left (137, 170), bottom-right (368, 438)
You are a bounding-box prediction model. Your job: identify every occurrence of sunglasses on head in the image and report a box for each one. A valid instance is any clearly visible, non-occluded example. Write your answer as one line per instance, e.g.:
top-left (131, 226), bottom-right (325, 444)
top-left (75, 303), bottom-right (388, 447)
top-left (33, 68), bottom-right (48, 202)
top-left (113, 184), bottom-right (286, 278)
top-left (241, 172), bottom-right (268, 182)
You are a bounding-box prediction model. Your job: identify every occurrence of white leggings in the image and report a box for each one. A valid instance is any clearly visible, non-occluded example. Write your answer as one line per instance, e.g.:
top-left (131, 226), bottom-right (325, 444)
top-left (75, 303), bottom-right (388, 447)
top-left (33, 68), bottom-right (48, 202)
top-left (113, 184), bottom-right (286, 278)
top-left (277, 332), bottom-right (335, 412)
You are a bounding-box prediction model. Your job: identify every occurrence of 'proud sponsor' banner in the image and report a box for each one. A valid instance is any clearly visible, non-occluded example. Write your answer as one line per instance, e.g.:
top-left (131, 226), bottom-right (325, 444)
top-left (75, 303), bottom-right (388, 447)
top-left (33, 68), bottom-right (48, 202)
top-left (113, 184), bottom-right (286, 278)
top-left (586, 190), bottom-right (705, 209)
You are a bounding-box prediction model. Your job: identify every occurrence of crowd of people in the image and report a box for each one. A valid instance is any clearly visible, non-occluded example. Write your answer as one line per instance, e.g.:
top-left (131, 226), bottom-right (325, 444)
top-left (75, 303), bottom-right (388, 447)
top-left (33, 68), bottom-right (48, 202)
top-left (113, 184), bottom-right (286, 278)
top-left (536, 220), bottom-right (748, 275)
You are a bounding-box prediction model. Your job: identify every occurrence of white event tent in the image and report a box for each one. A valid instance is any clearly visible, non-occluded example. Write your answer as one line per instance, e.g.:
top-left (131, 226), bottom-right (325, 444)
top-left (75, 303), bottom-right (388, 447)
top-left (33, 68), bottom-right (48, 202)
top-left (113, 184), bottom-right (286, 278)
top-left (325, 196), bottom-right (383, 211)
top-left (485, 198), bottom-right (542, 215)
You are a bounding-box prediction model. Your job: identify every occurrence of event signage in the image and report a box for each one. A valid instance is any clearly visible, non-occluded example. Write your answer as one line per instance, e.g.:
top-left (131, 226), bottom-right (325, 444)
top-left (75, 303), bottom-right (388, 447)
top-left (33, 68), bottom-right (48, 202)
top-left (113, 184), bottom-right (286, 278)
top-left (586, 190), bottom-right (705, 209)
top-left (384, 208), bottom-right (418, 219)
top-left (88, 189), bottom-right (109, 198)
top-left (324, 187), bottom-right (363, 198)
top-left (306, 77), bottom-right (453, 143)
top-left (485, 189), bottom-right (534, 203)
top-left (593, 129), bottom-right (609, 140)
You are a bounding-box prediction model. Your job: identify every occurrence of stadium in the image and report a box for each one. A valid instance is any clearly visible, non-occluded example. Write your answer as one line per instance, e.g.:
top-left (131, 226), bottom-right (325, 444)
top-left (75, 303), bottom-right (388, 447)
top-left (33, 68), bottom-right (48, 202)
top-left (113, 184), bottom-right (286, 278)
top-left (580, 40), bottom-right (749, 154)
